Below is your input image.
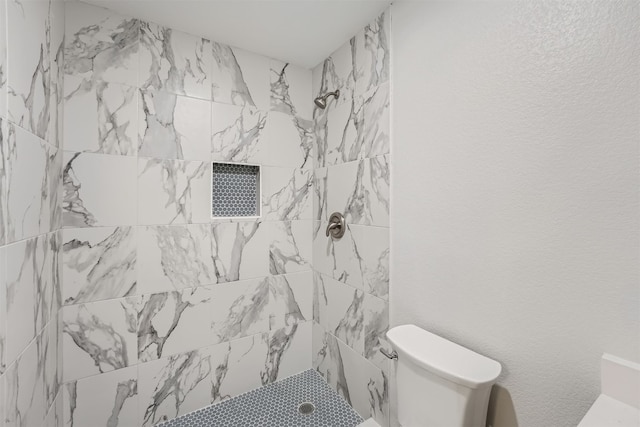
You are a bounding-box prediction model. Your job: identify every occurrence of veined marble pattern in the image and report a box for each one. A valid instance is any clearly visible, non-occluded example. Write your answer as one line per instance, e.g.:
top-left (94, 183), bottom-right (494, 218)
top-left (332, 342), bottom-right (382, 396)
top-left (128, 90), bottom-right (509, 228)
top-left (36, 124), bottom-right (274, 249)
top-left (7, 0), bottom-right (52, 140)
top-left (269, 220), bottom-right (312, 275)
top-left (4, 233), bottom-right (59, 365)
top-left (211, 102), bottom-right (266, 164)
top-left (313, 323), bottom-right (389, 426)
top-left (270, 61), bottom-right (312, 120)
top-left (62, 297), bottom-right (138, 382)
top-left (137, 158), bottom-right (209, 225)
top-left (4, 124), bottom-right (59, 243)
top-left (4, 320), bottom-right (59, 427)
top-left (354, 10), bottom-right (390, 100)
top-left (137, 288), bottom-right (214, 363)
top-left (64, 80), bottom-right (138, 155)
top-left (262, 167), bottom-right (312, 221)
top-left (212, 43), bottom-right (270, 110)
top-left (322, 98), bottom-right (365, 166)
top-left (363, 293), bottom-right (389, 370)
top-left (263, 321), bottom-right (312, 383)
top-left (48, 0), bottom-right (65, 150)
top-left (0, 246), bottom-right (6, 374)
top-left (362, 82), bottom-right (390, 159)
top-left (62, 152), bottom-right (137, 227)
top-left (139, 22), bottom-right (212, 100)
top-left (0, 0), bottom-right (6, 118)
top-left (313, 167), bottom-right (328, 222)
top-left (211, 221), bottom-right (270, 282)
top-left (268, 272), bottom-right (312, 330)
top-left (62, 226), bottom-right (137, 305)
top-left (64, 1), bottom-right (139, 88)
top-left (263, 111), bottom-right (313, 169)
top-left (315, 39), bottom-right (356, 112)
top-left (63, 366), bottom-right (137, 427)
top-left (314, 273), bottom-right (364, 353)
top-left (139, 90), bottom-right (211, 160)
top-left (0, 119), bottom-right (7, 245)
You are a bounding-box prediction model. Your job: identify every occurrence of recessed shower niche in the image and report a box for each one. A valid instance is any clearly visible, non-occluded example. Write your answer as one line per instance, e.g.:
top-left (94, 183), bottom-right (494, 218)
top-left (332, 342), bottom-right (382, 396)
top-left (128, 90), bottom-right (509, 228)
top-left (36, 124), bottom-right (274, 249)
top-left (211, 162), bottom-right (261, 219)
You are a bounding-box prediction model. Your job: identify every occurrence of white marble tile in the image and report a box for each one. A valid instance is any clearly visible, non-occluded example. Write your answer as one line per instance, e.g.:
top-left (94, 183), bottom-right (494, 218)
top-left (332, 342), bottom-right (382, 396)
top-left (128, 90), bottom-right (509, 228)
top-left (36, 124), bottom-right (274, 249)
top-left (0, 119), bottom-right (7, 245)
top-left (139, 22), bottom-right (212, 100)
top-left (262, 167), bottom-right (312, 221)
top-left (64, 80), bottom-right (138, 155)
top-left (42, 384), bottom-right (63, 427)
top-left (363, 293), bottom-right (389, 370)
top-left (139, 90), bottom-right (211, 160)
top-left (64, 1), bottom-right (139, 88)
top-left (48, 0), bottom-right (65, 150)
top-left (5, 234), bottom-right (58, 365)
top-left (62, 152), bottom-right (137, 227)
top-left (138, 347), bottom-right (213, 427)
top-left (263, 111), bottom-right (313, 169)
top-left (212, 43), bottom-right (270, 110)
top-left (211, 221), bottom-right (270, 282)
top-left (4, 124), bottom-right (58, 243)
top-left (42, 317), bottom-right (60, 411)
top-left (323, 99), bottom-right (364, 166)
top-left (270, 60), bottom-right (312, 120)
top-left (354, 10), bottom-right (390, 100)
top-left (211, 102), bottom-right (266, 163)
top-left (137, 224), bottom-right (216, 294)
top-left (0, 372), bottom-right (5, 427)
top-left (265, 321), bottom-right (312, 383)
top-left (312, 220), bottom-right (334, 279)
top-left (325, 160), bottom-right (359, 225)
top-left (4, 324), bottom-right (53, 427)
top-left (268, 271), bottom-right (313, 329)
top-left (63, 366), bottom-right (137, 427)
top-left (269, 220), bottom-right (312, 275)
top-left (314, 273), bottom-right (364, 354)
top-left (316, 39), bottom-right (356, 110)
top-left (138, 287), bottom-right (215, 362)
top-left (62, 226), bottom-right (137, 305)
top-left (210, 277), bottom-right (270, 345)
top-left (362, 82), bottom-right (390, 159)
top-left (7, 0), bottom-right (52, 139)
top-left (62, 297), bottom-right (138, 382)
top-left (0, 246), bottom-right (6, 374)
top-left (207, 333), bottom-right (269, 402)
top-left (0, 0), bottom-right (6, 119)
top-left (137, 158), bottom-right (209, 225)
top-left (351, 225), bottom-right (389, 299)
top-left (313, 167), bottom-right (328, 222)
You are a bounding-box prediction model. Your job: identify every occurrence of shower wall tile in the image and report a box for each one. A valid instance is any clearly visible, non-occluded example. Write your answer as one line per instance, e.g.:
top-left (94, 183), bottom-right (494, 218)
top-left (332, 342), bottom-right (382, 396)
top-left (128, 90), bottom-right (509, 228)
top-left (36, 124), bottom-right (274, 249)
top-left (63, 366), bottom-right (137, 427)
top-left (48, 0), bottom-right (65, 150)
top-left (0, 246), bottom-right (5, 374)
top-left (4, 125), bottom-right (59, 243)
top-left (212, 43), bottom-right (270, 111)
top-left (269, 220), bottom-right (312, 275)
top-left (0, 373), bottom-right (5, 427)
top-left (353, 10), bottom-right (390, 100)
top-left (263, 111), bottom-right (313, 169)
top-left (262, 167), bottom-right (312, 221)
top-left (64, 80), bottom-right (138, 155)
top-left (6, 0), bottom-right (52, 140)
top-left (363, 293), bottom-right (389, 370)
top-left (4, 233), bottom-right (59, 365)
top-left (138, 287), bottom-right (216, 362)
top-left (362, 82), bottom-right (390, 158)
top-left (316, 39), bottom-right (355, 110)
top-left (211, 102), bottom-right (266, 164)
top-left (0, 0), bottom-right (6, 119)
top-left (313, 167), bottom-right (328, 222)
top-left (268, 272), bottom-right (313, 329)
top-left (61, 226), bottom-right (137, 305)
top-left (62, 152), bottom-right (137, 227)
top-left (64, 1), bottom-right (139, 89)
top-left (62, 297), bottom-right (138, 382)
top-left (138, 90), bottom-right (211, 160)
top-left (137, 158), bottom-right (209, 225)
top-left (0, 119), bottom-right (6, 245)
top-left (139, 22), bottom-right (212, 100)
top-left (266, 321), bottom-right (312, 383)
top-left (211, 221), bottom-right (270, 282)
top-left (270, 60), bottom-right (312, 120)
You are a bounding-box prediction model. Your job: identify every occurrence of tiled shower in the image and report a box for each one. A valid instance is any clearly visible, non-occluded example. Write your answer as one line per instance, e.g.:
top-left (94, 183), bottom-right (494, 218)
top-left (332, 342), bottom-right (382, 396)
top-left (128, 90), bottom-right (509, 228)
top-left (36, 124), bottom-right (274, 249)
top-left (0, 1), bottom-right (390, 426)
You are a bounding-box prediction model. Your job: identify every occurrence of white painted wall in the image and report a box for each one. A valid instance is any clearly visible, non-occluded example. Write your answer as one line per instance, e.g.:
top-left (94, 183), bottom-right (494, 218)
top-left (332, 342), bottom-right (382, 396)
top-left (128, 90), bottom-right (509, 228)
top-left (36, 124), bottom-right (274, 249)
top-left (391, 1), bottom-right (639, 426)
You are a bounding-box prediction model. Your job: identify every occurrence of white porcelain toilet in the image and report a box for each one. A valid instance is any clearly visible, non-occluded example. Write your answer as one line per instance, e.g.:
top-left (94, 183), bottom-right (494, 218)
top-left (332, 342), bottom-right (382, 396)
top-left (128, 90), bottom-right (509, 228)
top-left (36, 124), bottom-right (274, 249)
top-left (387, 324), bottom-right (502, 427)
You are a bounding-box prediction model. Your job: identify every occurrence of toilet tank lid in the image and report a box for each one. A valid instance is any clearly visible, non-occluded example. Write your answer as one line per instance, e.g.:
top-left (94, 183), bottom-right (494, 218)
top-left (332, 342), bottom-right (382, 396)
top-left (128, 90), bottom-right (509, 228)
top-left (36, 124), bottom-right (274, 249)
top-left (386, 324), bottom-right (502, 389)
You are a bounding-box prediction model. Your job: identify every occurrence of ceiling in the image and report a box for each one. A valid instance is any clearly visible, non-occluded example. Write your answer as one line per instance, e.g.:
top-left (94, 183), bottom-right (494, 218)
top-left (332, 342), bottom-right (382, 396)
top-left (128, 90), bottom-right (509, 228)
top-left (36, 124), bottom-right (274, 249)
top-left (82, 0), bottom-right (392, 69)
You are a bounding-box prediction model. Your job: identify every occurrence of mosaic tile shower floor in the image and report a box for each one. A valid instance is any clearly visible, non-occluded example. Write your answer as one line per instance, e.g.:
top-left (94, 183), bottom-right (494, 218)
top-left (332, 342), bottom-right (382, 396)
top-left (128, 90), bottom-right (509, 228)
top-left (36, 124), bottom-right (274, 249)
top-left (158, 369), bottom-right (364, 427)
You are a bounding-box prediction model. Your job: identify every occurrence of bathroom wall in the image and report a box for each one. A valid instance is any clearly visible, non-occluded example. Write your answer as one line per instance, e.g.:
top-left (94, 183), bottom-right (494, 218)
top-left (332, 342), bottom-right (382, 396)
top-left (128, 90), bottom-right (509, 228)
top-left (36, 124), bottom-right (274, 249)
top-left (391, 2), bottom-right (639, 427)
top-left (0, 0), bottom-right (65, 426)
top-left (311, 9), bottom-right (391, 427)
top-left (59, 2), bottom-right (313, 425)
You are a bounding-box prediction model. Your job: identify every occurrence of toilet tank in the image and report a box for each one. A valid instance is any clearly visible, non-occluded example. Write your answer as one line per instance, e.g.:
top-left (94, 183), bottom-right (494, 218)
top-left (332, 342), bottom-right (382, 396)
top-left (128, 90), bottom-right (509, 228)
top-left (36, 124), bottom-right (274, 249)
top-left (387, 325), bottom-right (502, 427)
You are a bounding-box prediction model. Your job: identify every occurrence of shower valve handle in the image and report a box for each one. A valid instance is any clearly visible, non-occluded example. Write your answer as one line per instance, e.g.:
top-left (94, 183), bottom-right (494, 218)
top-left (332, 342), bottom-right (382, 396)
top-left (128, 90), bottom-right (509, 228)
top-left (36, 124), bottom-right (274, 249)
top-left (326, 212), bottom-right (346, 239)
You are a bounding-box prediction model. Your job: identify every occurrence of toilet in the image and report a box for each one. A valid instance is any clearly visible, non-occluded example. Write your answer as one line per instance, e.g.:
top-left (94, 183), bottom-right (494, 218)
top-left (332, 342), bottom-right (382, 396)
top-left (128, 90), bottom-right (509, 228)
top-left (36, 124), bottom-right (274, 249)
top-left (387, 324), bottom-right (502, 427)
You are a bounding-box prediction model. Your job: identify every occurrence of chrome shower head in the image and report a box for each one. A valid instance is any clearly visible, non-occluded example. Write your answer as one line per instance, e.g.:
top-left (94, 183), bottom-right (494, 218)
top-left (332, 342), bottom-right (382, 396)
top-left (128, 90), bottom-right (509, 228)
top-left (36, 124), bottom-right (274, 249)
top-left (314, 90), bottom-right (340, 109)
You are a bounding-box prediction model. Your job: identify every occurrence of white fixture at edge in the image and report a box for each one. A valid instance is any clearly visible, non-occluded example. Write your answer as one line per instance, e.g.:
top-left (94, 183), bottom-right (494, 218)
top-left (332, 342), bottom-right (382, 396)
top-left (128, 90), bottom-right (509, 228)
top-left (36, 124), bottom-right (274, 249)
top-left (387, 324), bottom-right (502, 427)
top-left (577, 354), bottom-right (640, 427)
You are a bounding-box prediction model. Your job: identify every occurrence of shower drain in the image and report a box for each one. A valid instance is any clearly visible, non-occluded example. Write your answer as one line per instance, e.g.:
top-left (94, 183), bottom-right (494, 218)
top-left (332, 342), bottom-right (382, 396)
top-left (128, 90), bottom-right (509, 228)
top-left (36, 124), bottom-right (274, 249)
top-left (298, 402), bottom-right (315, 415)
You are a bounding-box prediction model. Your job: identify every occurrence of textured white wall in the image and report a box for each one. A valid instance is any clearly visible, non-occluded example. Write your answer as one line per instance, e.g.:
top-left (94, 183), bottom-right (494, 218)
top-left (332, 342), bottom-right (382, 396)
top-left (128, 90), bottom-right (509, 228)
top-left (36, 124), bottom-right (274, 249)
top-left (391, 1), bottom-right (639, 426)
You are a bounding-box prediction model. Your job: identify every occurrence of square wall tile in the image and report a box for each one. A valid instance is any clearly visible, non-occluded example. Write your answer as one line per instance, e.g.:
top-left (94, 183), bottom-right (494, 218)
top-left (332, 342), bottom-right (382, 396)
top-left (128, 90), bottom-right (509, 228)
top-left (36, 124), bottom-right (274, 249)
top-left (262, 167), bottom-right (312, 221)
top-left (270, 60), bottom-right (313, 120)
top-left (211, 102), bottom-right (266, 164)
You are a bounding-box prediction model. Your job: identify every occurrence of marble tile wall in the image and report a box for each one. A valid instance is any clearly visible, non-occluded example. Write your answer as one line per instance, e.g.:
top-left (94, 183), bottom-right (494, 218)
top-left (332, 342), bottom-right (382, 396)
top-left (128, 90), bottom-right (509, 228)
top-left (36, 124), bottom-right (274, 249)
top-left (311, 9), bottom-right (391, 427)
top-left (59, 2), bottom-right (313, 425)
top-left (0, 0), bottom-right (65, 426)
